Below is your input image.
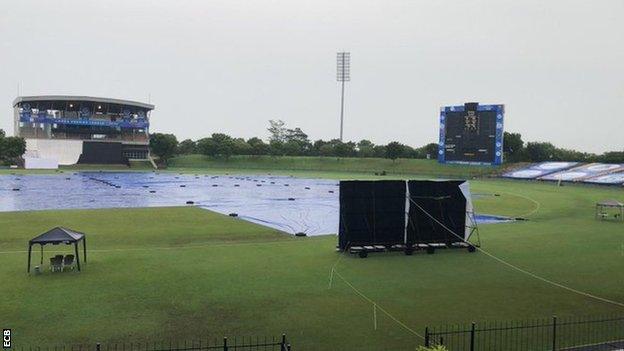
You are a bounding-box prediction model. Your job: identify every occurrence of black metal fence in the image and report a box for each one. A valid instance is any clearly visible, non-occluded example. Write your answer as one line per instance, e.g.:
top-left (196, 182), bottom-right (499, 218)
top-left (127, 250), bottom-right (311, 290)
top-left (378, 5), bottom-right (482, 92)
top-left (425, 315), bottom-right (624, 350)
top-left (14, 335), bottom-right (291, 351)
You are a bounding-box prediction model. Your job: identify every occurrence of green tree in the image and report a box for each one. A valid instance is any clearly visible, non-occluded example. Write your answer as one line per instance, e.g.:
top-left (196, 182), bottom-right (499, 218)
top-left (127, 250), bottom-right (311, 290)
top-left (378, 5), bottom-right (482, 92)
top-left (525, 142), bottom-right (557, 162)
top-left (385, 141), bottom-right (405, 161)
top-left (598, 151), bottom-right (624, 163)
top-left (503, 132), bottom-right (524, 162)
top-left (284, 127), bottom-right (311, 155)
top-left (553, 148), bottom-right (593, 162)
top-left (247, 137), bottom-right (269, 156)
top-left (372, 145), bottom-right (386, 158)
top-left (420, 143), bottom-right (439, 159)
top-left (282, 140), bottom-right (302, 156)
top-left (149, 133), bottom-right (178, 165)
top-left (401, 145), bottom-right (418, 158)
top-left (197, 137), bottom-right (217, 157)
top-left (312, 139), bottom-right (328, 156)
top-left (334, 140), bottom-right (356, 157)
top-left (210, 133), bottom-right (235, 159)
top-left (269, 140), bottom-right (284, 156)
top-left (232, 138), bottom-right (252, 155)
top-left (3, 137), bottom-right (26, 160)
top-left (357, 139), bottom-right (375, 157)
top-left (0, 133), bottom-right (4, 162)
top-left (176, 139), bottom-right (197, 154)
top-left (267, 119), bottom-right (287, 143)
top-left (319, 144), bottom-right (334, 157)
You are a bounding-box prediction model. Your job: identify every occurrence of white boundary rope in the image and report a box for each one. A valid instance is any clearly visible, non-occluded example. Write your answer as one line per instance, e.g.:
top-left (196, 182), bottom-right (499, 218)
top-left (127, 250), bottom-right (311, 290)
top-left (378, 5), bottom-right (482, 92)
top-left (501, 191), bottom-right (542, 218)
top-left (328, 241), bottom-right (423, 339)
top-left (333, 270), bottom-right (424, 339)
top-left (408, 197), bottom-right (624, 309)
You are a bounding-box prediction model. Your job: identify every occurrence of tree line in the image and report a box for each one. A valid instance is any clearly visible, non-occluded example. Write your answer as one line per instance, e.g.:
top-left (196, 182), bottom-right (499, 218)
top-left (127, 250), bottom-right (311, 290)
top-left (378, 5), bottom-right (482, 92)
top-left (149, 121), bottom-right (624, 165)
top-left (503, 132), bottom-right (624, 164)
top-left (150, 120), bottom-right (439, 164)
top-left (0, 129), bottom-right (26, 166)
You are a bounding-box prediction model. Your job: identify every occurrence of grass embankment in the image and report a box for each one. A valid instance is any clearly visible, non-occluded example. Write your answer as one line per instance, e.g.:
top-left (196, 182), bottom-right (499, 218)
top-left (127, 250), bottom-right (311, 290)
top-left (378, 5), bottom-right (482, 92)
top-left (1, 179), bottom-right (623, 349)
top-left (168, 154), bottom-right (503, 178)
top-left (0, 162), bottom-right (153, 175)
top-left (1, 155), bottom-right (506, 178)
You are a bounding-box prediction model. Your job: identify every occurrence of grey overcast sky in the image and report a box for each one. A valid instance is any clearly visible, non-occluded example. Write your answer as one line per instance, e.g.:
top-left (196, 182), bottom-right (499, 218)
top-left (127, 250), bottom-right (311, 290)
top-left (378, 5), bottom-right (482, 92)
top-left (1, 0), bottom-right (622, 153)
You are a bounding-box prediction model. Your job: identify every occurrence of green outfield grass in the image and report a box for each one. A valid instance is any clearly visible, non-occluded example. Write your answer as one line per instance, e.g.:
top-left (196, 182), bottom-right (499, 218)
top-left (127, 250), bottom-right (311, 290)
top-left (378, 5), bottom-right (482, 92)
top-left (1, 171), bottom-right (623, 349)
top-left (167, 154), bottom-right (506, 178)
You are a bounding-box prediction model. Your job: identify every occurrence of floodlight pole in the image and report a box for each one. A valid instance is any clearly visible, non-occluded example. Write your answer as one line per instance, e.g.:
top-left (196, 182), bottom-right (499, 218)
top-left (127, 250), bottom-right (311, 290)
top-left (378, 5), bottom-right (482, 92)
top-left (340, 79), bottom-right (345, 141)
top-left (337, 52), bottom-right (350, 141)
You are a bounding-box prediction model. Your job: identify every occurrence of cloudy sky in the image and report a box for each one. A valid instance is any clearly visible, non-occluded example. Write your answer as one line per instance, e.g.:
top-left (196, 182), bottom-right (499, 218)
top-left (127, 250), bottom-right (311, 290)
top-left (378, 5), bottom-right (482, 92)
top-left (1, 0), bottom-right (622, 153)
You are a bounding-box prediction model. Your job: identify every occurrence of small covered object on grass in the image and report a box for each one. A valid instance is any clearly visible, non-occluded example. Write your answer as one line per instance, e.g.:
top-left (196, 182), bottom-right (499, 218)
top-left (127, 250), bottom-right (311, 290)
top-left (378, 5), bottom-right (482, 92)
top-left (27, 227), bottom-right (87, 273)
top-left (595, 199), bottom-right (624, 222)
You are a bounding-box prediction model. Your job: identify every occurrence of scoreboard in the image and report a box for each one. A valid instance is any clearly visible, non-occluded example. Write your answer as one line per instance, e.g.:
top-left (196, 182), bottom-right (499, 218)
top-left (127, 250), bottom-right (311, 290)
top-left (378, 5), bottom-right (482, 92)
top-left (438, 102), bottom-right (504, 165)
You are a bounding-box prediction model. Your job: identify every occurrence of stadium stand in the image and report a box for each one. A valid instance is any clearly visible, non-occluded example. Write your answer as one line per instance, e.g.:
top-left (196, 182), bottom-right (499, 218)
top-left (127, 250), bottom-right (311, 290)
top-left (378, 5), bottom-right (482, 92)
top-left (14, 95), bottom-right (153, 169)
top-left (502, 162), bottom-right (578, 179)
top-left (503, 162), bottom-right (624, 185)
top-left (540, 163), bottom-right (624, 182)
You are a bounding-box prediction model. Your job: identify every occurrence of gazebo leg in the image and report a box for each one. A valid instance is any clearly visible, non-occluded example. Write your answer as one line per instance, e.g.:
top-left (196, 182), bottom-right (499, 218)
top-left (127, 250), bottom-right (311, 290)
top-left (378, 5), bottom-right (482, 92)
top-left (75, 242), bottom-right (81, 272)
top-left (27, 245), bottom-right (32, 273)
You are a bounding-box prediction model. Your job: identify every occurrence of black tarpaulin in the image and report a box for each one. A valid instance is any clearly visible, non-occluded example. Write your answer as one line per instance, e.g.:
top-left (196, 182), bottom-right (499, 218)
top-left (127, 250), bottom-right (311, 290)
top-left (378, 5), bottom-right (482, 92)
top-left (406, 180), bottom-right (467, 245)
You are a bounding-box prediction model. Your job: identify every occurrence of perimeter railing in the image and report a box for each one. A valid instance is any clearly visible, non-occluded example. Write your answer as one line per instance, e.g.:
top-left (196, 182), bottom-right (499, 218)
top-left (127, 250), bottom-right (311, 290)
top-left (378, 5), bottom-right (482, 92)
top-left (11, 334), bottom-right (292, 351)
top-left (425, 315), bottom-right (624, 350)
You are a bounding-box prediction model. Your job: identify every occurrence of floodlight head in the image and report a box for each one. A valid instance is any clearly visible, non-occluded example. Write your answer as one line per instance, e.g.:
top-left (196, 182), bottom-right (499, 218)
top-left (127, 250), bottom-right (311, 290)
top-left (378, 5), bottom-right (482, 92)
top-left (337, 52), bottom-right (351, 82)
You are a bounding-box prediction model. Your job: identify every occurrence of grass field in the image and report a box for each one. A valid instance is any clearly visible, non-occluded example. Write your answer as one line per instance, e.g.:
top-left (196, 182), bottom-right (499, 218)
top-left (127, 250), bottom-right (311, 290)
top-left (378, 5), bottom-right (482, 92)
top-left (167, 155), bottom-right (506, 178)
top-left (0, 155), bottom-right (504, 179)
top-left (1, 169), bottom-right (623, 349)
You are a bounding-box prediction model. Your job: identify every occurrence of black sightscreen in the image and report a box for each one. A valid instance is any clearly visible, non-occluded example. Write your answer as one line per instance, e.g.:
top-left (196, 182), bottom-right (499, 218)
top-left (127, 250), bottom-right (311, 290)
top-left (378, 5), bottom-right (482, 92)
top-left (339, 181), bottom-right (406, 250)
top-left (406, 180), bottom-right (466, 245)
top-left (338, 180), bottom-right (467, 250)
top-left (78, 141), bottom-right (128, 164)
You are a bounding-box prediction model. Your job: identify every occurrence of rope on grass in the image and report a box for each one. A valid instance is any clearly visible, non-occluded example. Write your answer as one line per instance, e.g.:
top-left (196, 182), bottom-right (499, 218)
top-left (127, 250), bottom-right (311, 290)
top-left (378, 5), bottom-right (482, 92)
top-left (500, 191), bottom-right (541, 218)
top-left (332, 270), bottom-right (424, 339)
top-left (328, 245), bottom-right (349, 289)
top-left (409, 197), bottom-right (624, 309)
top-left (327, 243), bottom-right (423, 339)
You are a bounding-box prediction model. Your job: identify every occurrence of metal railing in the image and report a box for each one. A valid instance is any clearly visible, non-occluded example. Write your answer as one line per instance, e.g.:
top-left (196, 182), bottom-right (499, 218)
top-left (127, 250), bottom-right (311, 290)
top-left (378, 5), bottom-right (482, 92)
top-left (13, 334), bottom-right (292, 351)
top-left (425, 315), bottom-right (624, 350)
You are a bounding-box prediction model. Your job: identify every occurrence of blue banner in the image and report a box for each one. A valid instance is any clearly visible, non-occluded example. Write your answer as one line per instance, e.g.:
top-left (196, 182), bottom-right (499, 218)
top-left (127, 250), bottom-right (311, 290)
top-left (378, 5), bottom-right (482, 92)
top-left (20, 113), bottom-right (148, 129)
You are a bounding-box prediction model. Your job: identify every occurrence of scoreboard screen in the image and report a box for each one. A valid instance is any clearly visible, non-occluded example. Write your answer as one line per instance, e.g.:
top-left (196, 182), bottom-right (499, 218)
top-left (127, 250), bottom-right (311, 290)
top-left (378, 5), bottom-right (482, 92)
top-left (438, 102), bottom-right (504, 165)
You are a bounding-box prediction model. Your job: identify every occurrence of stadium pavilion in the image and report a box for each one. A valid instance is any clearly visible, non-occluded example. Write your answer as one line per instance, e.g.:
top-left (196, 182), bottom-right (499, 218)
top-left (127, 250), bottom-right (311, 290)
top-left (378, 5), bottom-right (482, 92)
top-left (13, 95), bottom-right (154, 168)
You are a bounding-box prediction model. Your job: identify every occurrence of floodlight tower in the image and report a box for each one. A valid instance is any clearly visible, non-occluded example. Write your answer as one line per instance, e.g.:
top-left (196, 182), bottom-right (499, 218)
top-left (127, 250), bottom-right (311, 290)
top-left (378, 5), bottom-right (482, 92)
top-left (336, 52), bottom-right (350, 141)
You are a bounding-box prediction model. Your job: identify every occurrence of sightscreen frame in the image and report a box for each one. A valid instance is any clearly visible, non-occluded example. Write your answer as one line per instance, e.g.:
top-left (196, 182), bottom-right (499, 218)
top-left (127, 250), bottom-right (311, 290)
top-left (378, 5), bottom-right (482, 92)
top-left (338, 180), bottom-right (473, 250)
